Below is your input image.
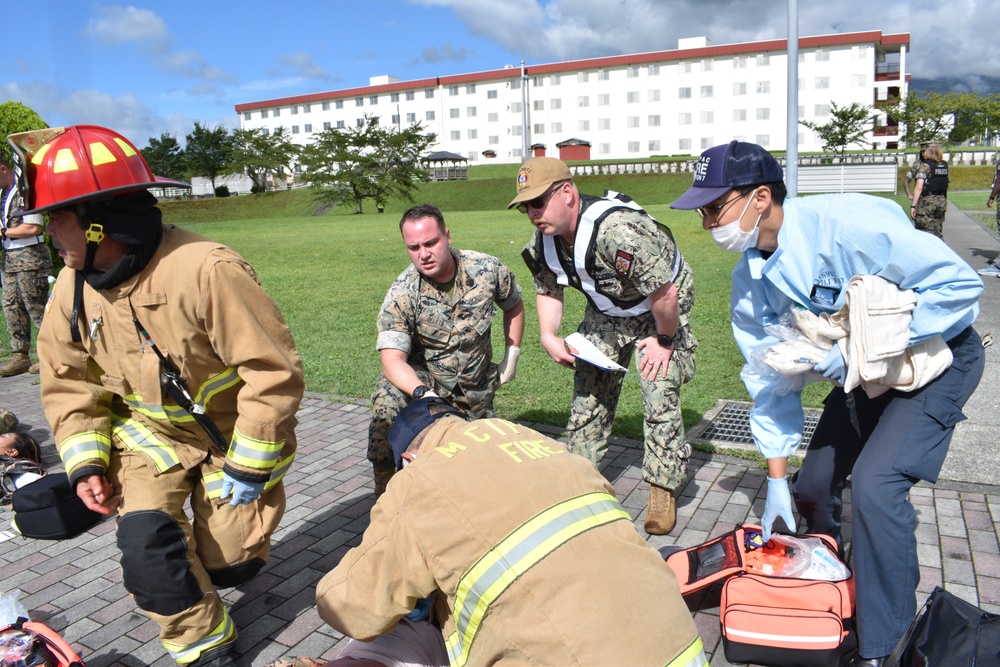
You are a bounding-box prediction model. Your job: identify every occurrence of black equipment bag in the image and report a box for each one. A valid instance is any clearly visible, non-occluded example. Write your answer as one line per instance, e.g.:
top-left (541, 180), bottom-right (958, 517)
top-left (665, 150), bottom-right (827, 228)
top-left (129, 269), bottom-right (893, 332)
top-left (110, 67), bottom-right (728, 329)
top-left (10, 473), bottom-right (102, 540)
top-left (885, 586), bottom-right (1000, 667)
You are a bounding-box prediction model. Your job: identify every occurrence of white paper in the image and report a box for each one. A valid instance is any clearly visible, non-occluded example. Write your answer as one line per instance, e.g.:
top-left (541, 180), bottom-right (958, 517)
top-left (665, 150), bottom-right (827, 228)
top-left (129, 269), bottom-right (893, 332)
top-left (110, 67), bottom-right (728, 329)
top-left (564, 332), bottom-right (629, 373)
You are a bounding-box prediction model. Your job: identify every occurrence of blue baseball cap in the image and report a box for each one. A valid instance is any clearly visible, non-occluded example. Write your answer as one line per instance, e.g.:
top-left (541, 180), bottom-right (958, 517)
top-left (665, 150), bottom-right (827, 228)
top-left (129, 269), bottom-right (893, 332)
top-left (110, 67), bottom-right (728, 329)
top-left (388, 397), bottom-right (468, 469)
top-left (670, 141), bottom-right (784, 210)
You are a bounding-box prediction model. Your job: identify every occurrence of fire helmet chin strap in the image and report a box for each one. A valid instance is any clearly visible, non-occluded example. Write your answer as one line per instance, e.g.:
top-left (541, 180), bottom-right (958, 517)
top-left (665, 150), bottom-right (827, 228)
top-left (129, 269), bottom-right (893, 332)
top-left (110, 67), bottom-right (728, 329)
top-left (70, 221), bottom-right (105, 344)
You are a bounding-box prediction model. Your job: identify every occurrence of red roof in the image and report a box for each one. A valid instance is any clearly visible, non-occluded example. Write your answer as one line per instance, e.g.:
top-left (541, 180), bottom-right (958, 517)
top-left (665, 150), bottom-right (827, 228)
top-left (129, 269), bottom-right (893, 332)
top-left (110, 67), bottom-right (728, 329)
top-left (234, 30), bottom-right (910, 113)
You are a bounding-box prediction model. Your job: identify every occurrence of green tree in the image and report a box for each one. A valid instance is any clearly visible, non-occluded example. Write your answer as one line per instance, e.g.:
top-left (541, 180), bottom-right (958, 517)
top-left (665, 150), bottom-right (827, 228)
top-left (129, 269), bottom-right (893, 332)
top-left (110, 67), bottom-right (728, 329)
top-left (299, 115), bottom-right (436, 214)
top-left (0, 101), bottom-right (48, 165)
top-left (184, 122), bottom-right (232, 193)
top-left (229, 127), bottom-right (299, 193)
top-left (891, 92), bottom-right (958, 147)
top-left (799, 101), bottom-right (876, 154)
top-left (142, 132), bottom-right (186, 181)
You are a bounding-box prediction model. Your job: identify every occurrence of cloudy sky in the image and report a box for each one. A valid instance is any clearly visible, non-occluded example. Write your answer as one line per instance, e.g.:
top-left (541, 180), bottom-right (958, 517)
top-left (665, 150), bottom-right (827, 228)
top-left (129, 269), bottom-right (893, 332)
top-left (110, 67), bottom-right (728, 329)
top-left (6, 0), bottom-right (998, 147)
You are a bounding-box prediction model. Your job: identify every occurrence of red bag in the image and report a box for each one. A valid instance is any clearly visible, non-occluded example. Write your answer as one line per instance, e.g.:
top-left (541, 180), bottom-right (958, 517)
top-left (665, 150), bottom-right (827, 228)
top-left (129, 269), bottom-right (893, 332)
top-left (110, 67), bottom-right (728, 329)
top-left (0, 618), bottom-right (86, 667)
top-left (663, 524), bottom-right (856, 667)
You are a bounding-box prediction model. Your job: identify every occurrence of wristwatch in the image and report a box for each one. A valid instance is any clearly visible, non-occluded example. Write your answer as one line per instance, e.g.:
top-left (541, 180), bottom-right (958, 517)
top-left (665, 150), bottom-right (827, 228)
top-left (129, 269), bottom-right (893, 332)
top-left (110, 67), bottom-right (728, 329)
top-left (656, 333), bottom-right (675, 347)
top-left (412, 385), bottom-right (430, 400)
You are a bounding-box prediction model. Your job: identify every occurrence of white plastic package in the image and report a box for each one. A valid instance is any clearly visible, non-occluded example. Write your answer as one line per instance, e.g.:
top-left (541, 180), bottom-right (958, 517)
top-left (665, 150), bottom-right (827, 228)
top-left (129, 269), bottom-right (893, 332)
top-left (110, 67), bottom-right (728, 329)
top-left (0, 590), bottom-right (28, 627)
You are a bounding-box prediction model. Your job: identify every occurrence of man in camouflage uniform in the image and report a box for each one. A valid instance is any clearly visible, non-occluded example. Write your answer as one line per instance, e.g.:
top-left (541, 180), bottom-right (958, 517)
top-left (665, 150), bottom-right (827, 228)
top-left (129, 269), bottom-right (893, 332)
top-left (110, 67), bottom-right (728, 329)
top-left (510, 157), bottom-right (696, 535)
top-left (911, 142), bottom-right (949, 238)
top-left (369, 203), bottom-right (524, 496)
top-left (0, 155), bottom-right (52, 376)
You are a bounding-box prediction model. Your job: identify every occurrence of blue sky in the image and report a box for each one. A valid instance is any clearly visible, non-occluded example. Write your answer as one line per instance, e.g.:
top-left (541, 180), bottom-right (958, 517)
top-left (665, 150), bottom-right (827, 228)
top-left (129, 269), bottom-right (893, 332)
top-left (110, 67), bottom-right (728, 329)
top-left (6, 0), bottom-right (998, 148)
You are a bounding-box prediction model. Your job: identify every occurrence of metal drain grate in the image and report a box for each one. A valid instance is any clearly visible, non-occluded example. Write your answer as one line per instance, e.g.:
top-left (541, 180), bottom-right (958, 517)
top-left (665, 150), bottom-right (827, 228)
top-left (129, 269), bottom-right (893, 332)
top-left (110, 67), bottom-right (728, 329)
top-left (693, 400), bottom-right (820, 451)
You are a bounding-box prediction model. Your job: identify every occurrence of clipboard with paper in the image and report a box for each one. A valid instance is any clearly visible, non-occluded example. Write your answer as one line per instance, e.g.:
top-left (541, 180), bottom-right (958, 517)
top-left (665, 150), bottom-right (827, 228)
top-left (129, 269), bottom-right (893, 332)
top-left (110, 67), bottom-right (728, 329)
top-left (564, 332), bottom-right (629, 373)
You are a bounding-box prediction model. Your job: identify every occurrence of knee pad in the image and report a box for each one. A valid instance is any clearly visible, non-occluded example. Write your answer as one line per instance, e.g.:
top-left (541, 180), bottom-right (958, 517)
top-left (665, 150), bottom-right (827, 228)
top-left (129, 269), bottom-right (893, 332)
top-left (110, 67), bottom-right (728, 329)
top-left (117, 510), bottom-right (203, 616)
top-left (206, 558), bottom-right (265, 589)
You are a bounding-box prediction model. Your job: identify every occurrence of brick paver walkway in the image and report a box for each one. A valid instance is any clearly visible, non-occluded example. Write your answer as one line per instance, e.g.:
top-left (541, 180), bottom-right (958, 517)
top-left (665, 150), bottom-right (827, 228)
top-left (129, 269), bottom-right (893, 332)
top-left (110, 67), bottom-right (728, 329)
top-left (2, 373), bottom-right (998, 666)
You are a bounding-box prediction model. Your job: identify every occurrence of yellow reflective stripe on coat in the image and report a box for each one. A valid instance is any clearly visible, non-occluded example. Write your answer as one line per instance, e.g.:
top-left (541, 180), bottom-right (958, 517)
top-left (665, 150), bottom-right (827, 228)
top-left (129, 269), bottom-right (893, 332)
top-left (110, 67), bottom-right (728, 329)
top-left (226, 427), bottom-right (284, 470)
top-left (58, 431), bottom-right (112, 471)
top-left (668, 637), bottom-right (708, 667)
top-left (111, 416), bottom-right (182, 473)
top-left (203, 452), bottom-right (293, 499)
top-left (163, 607), bottom-right (235, 664)
top-left (123, 367), bottom-right (242, 424)
top-left (445, 491), bottom-right (629, 667)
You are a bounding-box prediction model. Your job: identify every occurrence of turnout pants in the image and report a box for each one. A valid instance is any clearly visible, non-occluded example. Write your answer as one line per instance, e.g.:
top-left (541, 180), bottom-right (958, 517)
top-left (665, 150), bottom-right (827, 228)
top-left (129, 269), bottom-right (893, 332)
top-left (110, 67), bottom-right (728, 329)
top-left (566, 306), bottom-right (696, 491)
top-left (109, 447), bottom-right (285, 665)
top-left (792, 326), bottom-right (984, 658)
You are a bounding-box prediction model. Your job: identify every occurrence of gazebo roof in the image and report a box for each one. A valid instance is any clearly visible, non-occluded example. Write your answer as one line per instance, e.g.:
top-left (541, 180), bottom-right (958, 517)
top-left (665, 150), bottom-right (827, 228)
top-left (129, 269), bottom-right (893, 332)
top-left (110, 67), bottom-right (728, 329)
top-left (422, 151), bottom-right (468, 163)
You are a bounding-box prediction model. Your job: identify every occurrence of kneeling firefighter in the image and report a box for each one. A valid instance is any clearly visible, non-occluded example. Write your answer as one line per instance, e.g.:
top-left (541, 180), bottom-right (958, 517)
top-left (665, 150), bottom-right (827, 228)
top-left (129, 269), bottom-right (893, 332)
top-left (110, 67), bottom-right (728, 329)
top-left (10, 125), bottom-right (304, 666)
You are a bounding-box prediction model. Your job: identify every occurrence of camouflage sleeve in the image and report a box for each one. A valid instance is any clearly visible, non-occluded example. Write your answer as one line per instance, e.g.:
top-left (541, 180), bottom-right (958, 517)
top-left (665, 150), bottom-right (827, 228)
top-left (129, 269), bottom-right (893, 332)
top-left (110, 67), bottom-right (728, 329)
top-left (493, 261), bottom-right (523, 312)
top-left (520, 233), bottom-right (563, 298)
top-left (598, 210), bottom-right (679, 297)
top-left (915, 161), bottom-right (931, 181)
top-left (375, 272), bottom-right (416, 353)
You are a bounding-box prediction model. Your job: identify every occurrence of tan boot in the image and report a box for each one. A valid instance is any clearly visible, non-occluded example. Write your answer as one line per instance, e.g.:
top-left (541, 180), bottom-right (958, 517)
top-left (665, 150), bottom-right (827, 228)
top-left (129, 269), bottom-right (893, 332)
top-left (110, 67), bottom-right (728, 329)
top-left (644, 485), bottom-right (676, 535)
top-left (0, 409), bottom-right (17, 433)
top-left (373, 464), bottom-right (396, 498)
top-left (0, 353), bottom-right (30, 377)
top-left (28, 362), bottom-right (40, 374)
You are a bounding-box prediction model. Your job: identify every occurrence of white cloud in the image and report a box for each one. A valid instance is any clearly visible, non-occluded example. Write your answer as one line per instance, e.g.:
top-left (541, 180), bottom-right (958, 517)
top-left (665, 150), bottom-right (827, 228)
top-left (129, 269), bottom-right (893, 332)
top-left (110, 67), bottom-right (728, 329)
top-left (420, 44), bottom-right (472, 64)
top-left (271, 52), bottom-right (338, 81)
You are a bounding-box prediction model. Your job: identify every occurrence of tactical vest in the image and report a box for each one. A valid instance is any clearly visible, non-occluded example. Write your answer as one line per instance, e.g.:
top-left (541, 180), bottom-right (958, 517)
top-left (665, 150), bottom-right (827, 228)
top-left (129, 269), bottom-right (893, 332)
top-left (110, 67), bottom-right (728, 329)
top-left (534, 191), bottom-right (681, 318)
top-left (925, 160), bottom-right (949, 195)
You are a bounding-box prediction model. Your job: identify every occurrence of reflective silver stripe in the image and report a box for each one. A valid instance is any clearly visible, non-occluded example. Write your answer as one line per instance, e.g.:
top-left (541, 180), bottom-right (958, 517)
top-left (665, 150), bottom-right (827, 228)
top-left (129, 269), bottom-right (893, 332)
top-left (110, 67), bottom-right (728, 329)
top-left (164, 608), bottom-right (235, 664)
top-left (227, 428), bottom-right (283, 469)
top-left (445, 492), bottom-right (628, 666)
top-left (111, 416), bottom-right (182, 472)
top-left (123, 368), bottom-right (242, 424)
top-left (59, 432), bottom-right (112, 471)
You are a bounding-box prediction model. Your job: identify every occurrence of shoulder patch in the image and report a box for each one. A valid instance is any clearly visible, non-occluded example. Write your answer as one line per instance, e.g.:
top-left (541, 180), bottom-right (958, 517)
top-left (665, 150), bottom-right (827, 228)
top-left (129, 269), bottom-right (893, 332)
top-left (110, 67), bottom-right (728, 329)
top-left (614, 250), bottom-right (633, 277)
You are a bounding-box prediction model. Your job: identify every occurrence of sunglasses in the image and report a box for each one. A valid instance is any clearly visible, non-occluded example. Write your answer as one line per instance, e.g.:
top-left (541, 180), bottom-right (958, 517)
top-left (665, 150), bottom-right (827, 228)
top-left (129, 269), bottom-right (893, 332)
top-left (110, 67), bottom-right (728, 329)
top-left (696, 192), bottom-right (743, 219)
top-left (516, 181), bottom-right (566, 214)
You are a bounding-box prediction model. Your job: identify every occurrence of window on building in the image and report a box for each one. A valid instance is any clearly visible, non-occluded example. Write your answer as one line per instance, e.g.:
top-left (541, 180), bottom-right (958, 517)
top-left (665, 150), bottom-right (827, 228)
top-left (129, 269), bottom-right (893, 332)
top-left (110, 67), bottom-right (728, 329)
top-left (700, 85), bottom-right (714, 98)
top-left (322, 102), bottom-right (330, 111)
top-left (756, 81), bottom-right (770, 93)
top-left (757, 54), bottom-right (770, 66)
top-left (649, 140), bottom-right (661, 152)
top-left (550, 98), bottom-right (562, 110)
top-left (405, 91), bottom-right (415, 101)
top-left (468, 152), bottom-right (477, 161)
top-left (678, 112), bottom-right (692, 125)
top-left (369, 95), bottom-right (378, 104)
top-left (450, 130), bottom-right (461, 140)
top-left (390, 115), bottom-right (399, 125)
top-left (406, 112), bottom-right (416, 123)
top-left (273, 108), bottom-right (280, 116)
top-left (648, 115), bottom-right (661, 127)
top-left (599, 118), bottom-right (611, 130)
top-left (702, 59), bottom-right (713, 72)
top-left (426, 110), bottom-right (435, 120)
top-left (450, 108), bottom-right (460, 118)
top-left (533, 100), bottom-right (544, 111)
top-left (487, 89), bottom-right (498, 99)
top-left (680, 62), bottom-right (692, 73)
top-left (679, 138), bottom-right (692, 150)
top-left (578, 96), bottom-right (590, 107)
top-left (598, 70), bottom-right (610, 81)
top-left (551, 122), bottom-right (562, 133)
top-left (511, 102), bottom-right (522, 113)
top-left (488, 112), bottom-right (498, 122)
top-left (627, 91), bottom-right (640, 103)
top-left (551, 74), bottom-right (561, 85)
top-left (756, 135), bottom-right (770, 146)
top-left (466, 84), bottom-right (476, 94)
top-left (533, 123), bottom-right (544, 134)
top-left (511, 79), bottom-right (521, 89)
top-left (599, 143), bottom-right (611, 154)
top-left (335, 100), bottom-right (344, 109)
top-left (598, 94), bottom-right (610, 106)
top-left (627, 65), bottom-right (639, 78)
top-left (489, 135), bottom-right (499, 145)
top-left (678, 87), bottom-right (692, 99)
top-left (700, 111), bottom-right (714, 123)
top-left (449, 86), bottom-right (459, 96)
top-left (467, 106), bottom-right (477, 117)
top-left (354, 97), bottom-right (363, 106)
top-left (756, 108), bottom-right (770, 120)
top-left (815, 104), bottom-right (831, 117)
top-left (798, 105), bottom-right (805, 117)
top-left (734, 82), bottom-right (747, 95)
top-left (815, 49), bottom-right (829, 62)
top-left (648, 64), bottom-right (660, 75)
top-left (855, 45), bottom-right (869, 59)
top-left (323, 121), bottom-right (331, 130)
top-left (579, 120), bottom-right (590, 131)
top-left (336, 120), bottom-right (345, 129)
top-left (815, 76), bottom-right (829, 89)
top-left (628, 141), bottom-right (640, 153)
top-left (425, 89), bottom-right (434, 99)
top-left (648, 89), bottom-right (660, 102)
top-left (513, 148), bottom-right (523, 157)
top-left (734, 56), bottom-right (748, 69)
top-left (261, 110), bottom-right (268, 118)
top-left (512, 126), bottom-right (522, 136)
top-left (291, 105), bottom-right (298, 114)
top-left (733, 109), bottom-right (746, 121)
top-left (262, 128), bottom-right (269, 135)
top-left (627, 116), bottom-right (640, 128)
top-left (852, 74), bottom-right (867, 87)
top-left (304, 123), bottom-right (312, 132)
top-left (243, 111), bottom-right (251, 120)
top-left (291, 125), bottom-right (299, 134)
top-left (390, 93), bottom-right (399, 102)
top-left (356, 118), bottom-right (364, 127)
top-left (701, 137), bottom-right (713, 149)
top-left (532, 76), bottom-right (544, 87)
top-left (578, 72), bottom-right (589, 83)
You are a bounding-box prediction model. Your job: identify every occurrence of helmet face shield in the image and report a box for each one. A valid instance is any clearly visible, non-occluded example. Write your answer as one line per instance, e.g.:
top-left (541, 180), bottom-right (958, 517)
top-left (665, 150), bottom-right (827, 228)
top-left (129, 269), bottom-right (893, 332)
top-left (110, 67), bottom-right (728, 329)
top-left (6, 125), bottom-right (189, 215)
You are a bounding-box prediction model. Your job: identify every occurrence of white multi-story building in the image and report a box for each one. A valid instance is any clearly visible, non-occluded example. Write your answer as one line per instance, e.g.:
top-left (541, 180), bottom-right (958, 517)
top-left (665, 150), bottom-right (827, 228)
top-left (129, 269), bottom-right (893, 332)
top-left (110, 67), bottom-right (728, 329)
top-left (235, 30), bottom-right (909, 165)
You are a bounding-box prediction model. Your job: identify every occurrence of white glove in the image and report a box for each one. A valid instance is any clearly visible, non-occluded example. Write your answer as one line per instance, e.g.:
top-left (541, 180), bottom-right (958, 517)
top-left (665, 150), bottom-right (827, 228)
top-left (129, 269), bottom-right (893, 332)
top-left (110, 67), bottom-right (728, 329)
top-left (498, 346), bottom-right (521, 385)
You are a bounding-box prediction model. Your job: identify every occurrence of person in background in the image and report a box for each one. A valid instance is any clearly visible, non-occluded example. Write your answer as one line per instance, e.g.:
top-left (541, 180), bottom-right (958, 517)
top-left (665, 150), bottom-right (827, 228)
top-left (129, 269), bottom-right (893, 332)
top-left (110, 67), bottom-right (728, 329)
top-left (510, 156), bottom-right (696, 535)
top-left (910, 142), bottom-right (949, 238)
top-left (978, 160), bottom-right (1000, 277)
top-left (901, 143), bottom-right (927, 199)
top-left (368, 203), bottom-right (523, 497)
top-left (671, 140), bottom-right (983, 666)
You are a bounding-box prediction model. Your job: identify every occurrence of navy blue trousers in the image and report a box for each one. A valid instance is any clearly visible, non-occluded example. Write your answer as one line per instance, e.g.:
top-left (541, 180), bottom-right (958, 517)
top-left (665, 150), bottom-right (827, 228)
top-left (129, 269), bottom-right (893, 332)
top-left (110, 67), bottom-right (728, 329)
top-left (792, 326), bottom-right (984, 658)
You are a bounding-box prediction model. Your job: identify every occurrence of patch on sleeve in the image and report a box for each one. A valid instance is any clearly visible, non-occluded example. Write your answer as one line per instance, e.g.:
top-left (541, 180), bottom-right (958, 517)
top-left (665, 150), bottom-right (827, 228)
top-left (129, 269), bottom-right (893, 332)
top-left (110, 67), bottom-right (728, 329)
top-left (614, 250), bottom-right (633, 277)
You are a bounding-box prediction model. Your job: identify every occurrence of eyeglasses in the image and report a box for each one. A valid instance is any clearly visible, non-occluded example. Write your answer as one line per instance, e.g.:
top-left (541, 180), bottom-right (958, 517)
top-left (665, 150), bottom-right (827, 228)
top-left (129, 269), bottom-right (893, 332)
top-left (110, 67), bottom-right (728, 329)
top-left (516, 181), bottom-right (565, 214)
top-left (696, 192), bottom-right (743, 220)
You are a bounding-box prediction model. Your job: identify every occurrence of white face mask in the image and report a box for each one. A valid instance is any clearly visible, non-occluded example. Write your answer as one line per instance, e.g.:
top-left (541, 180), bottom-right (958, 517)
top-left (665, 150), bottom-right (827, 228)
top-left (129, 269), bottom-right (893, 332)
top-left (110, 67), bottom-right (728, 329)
top-left (710, 190), bottom-right (761, 253)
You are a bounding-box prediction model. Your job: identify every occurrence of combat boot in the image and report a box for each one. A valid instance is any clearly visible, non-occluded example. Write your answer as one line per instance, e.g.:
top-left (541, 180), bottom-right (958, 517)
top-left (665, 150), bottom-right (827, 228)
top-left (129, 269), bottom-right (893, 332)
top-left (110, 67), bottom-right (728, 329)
top-left (0, 409), bottom-right (17, 433)
top-left (29, 362), bottom-right (40, 374)
top-left (0, 353), bottom-right (30, 377)
top-left (644, 485), bottom-right (676, 535)
top-left (373, 464), bottom-right (395, 498)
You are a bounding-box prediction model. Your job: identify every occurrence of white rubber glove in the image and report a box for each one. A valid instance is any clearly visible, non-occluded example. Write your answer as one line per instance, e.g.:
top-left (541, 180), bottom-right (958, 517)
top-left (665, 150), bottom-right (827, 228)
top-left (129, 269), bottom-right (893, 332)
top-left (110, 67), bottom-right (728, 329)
top-left (221, 473), bottom-right (266, 506)
top-left (761, 476), bottom-right (796, 542)
top-left (498, 345), bottom-right (521, 386)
